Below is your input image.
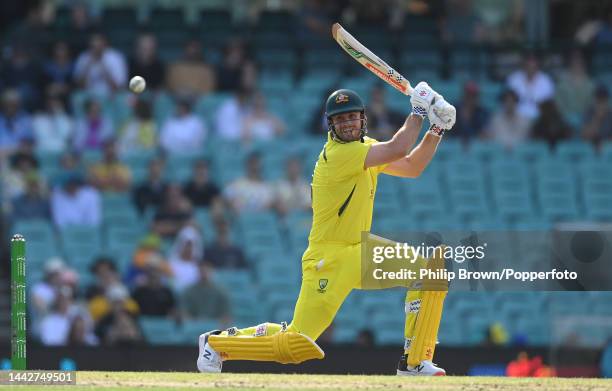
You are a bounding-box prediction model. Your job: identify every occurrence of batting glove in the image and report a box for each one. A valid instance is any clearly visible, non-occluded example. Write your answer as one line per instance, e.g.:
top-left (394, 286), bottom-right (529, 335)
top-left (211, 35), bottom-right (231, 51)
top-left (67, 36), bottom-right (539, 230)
top-left (427, 98), bottom-right (456, 137)
top-left (410, 81), bottom-right (440, 118)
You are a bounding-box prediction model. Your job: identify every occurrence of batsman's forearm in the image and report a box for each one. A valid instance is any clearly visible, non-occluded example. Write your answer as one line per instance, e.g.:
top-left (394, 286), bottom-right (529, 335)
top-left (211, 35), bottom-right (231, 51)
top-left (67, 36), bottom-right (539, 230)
top-left (405, 132), bottom-right (441, 173)
top-left (390, 114), bottom-right (423, 154)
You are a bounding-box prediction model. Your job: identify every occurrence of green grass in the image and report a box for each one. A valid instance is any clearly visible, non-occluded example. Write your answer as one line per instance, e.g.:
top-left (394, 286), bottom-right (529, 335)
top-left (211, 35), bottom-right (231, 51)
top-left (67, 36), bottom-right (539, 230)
top-left (3, 372), bottom-right (610, 390)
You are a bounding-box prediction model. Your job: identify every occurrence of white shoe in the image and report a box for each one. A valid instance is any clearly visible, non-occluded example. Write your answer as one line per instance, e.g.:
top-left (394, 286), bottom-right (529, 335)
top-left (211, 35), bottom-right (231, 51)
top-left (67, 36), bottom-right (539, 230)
top-left (397, 354), bottom-right (446, 376)
top-left (197, 330), bottom-right (222, 373)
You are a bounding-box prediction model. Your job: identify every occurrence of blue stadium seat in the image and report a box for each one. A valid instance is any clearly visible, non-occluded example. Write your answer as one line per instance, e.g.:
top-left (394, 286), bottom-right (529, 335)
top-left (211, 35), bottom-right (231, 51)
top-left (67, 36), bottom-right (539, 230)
top-left (153, 92), bottom-right (176, 125)
top-left (555, 140), bottom-right (595, 162)
top-left (304, 48), bottom-right (346, 72)
top-left (259, 70), bottom-right (294, 96)
top-left (438, 316), bottom-right (464, 346)
top-left (59, 226), bottom-right (103, 267)
top-left (13, 220), bottom-right (60, 281)
top-left (332, 326), bottom-right (359, 344)
top-left (256, 50), bottom-right (297, 72)
top-left (181, 319), bottom-right (222, 344)
top-left (433, 139), bottom-right (463, 162)
top-left (106, 225), bottom-right (145, 253)
top-left (140, 317), bottom-right (183, 345)
top-left (297, 71), bottom-right (340, 95)
top-left (535, 160), bottom-right (580, 221)
top-left (602, 141), bottom-right (612, 162)
top-left (214, 270), bottom-right (252, 290)
top-left (512, 142), bottom-right (551, 164)
top-left (469, 141), bottom-right (507, 162)
top-left (403, 174), bottom-right (447, 221)
top-left (195, 93), bottom-right (232, 128)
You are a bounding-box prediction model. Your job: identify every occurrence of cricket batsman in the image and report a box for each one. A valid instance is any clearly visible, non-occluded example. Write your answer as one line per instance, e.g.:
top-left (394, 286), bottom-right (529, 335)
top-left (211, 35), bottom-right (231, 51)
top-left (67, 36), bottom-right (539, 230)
top-left (197, 82), bottom-right (456, 375)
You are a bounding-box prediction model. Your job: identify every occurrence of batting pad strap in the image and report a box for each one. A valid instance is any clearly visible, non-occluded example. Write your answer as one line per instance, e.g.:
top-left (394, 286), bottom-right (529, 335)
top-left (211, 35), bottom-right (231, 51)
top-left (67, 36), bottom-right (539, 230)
top-left (208, 331), bottom-right (325, 364)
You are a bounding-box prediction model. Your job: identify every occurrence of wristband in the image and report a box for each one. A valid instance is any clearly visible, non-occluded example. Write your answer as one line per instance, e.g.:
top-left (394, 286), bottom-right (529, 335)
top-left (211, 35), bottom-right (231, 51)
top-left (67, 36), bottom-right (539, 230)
top-left (428, 124), bottom-right (445, 137)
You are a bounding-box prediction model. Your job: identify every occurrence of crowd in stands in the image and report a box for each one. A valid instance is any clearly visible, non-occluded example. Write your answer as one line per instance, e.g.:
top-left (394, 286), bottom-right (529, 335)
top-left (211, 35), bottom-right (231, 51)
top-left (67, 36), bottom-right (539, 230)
top-left (1, 0), bottom-right (612, 347)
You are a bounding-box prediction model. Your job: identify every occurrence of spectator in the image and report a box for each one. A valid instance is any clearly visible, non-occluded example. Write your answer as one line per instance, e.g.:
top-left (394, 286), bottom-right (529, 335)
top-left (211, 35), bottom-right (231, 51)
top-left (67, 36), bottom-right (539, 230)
top-left (215, 86), bottom-right (254, 141)
top-left (474, 0), bottom-right (523, 43)
top-left (73, 98), bottom-right (114, 151)
top-left (50, 174), bottom-right (101, 228)
top-left (530, 99), bottom-right (572, 147)
top-left (0, 90), bottom-right (33, 154)
top-left (88, 140), bottom-right (132, 192)
top-left (118, 98), bottom-right (157, 154)
top-left (0, 44), bottom-right (42, 110)
top-left (485, 89), bottom-right (531, 148)
top-left (555, 49), bottom-right (595, 127)
top-left (3, 139), bottom-right (39, 199)
top-left (132, 257), bottom-right (176, 317)
top-left (41, 41), bottom-right (74, 97)
top-left (168, 225), bottom-right (203, 292)
top-left (86, 257), bottom-right (138, 322)
top-left (128, 33), bottom-right (165, 91)
top-left (152, 184), bottom-right (193, 238)
top-left (365, 85), bottom-right (405, 141)
top-left (68, 3), bottom-right (96, 50)
top-left (73, 32), bottom-right (127, 96)
top-left (181, 262), bottom-right (231, 323)
top-left (32, 90), bottom-right (73, 153)
top-left (160, 97), bottom-right (207, 155)
top-left (296, 0), bottom-right (336, 41)
top-left (11, 172), bottom-right (50, 221)
top-left (183, 160), bottom-right (221, 209)
top-left (224, 152), bottom-right (275, 212)
top-left (126, 233), bottom-right (171, 287)
top-left (216, 39), bottom-right (256, 93)
top-left (582, 85), bottom-right (612, 145)
top-left (275, 157), bottom-right (311, 214)
top-left (31, 258), bottom-right (65, 322)
top-left (506, 52), bottom-right (555, 120)
top-left (450, 81), bottom-right (489, 141)
top-left (94, 285), bottom-right (142, 346)
top-left (39, 286), bottom-right (78, 346)
top-left (67, 315), bottom-right (98, 346)
top-left (53, 151), bottom-right (85, 186)
top-left (166, 39), bottom-right (215, 95)
top-left (442, 0), bottom-right (484, 43)
top-left (133, 158), bottom-right (168, 215)
top-left (242, 93), bottom-right (286, 143)
top-left (85, 257), bottom-right (116, 300)
top-left (205, 218), bottom-right (248, 269)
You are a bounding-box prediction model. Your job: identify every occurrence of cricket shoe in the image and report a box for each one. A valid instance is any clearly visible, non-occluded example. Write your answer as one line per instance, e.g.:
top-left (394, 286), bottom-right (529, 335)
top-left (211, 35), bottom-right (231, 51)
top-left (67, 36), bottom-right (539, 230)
top-left (197, 330), bottom-right (223, 373)
top-left (396, 354), bottom-right (446, 376)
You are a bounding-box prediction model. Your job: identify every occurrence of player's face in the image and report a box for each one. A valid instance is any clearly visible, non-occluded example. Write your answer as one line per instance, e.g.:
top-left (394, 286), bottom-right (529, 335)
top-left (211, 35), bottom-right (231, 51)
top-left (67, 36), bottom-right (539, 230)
top-left (331, 111), bottom-right (362, 141)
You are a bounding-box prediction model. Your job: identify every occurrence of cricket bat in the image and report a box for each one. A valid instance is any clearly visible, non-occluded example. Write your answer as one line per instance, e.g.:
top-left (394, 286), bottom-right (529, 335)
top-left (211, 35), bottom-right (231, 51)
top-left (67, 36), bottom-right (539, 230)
top-left (332, 23), bottom-right (413, 96)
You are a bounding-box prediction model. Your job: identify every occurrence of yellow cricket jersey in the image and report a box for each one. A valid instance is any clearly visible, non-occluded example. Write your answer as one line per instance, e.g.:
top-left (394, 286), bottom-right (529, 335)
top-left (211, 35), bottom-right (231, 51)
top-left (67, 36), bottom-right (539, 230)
top-left (308, 133), bottom-right (387, 246)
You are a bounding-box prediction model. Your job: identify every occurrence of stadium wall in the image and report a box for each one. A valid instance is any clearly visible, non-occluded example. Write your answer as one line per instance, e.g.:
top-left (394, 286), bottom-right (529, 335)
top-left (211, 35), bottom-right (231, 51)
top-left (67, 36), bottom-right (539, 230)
top-left (0, 344), bottom-right (602, 376)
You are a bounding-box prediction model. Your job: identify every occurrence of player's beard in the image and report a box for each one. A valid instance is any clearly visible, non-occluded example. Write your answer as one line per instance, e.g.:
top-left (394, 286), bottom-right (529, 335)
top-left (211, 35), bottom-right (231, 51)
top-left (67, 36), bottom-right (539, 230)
top-left (338, 126), bottom-right (360, 142)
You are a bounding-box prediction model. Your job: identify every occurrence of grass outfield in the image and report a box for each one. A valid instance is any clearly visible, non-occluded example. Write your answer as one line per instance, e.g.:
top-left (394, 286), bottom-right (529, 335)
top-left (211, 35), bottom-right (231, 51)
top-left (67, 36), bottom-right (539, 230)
top-left (5, 372), bottom-right (611, 390)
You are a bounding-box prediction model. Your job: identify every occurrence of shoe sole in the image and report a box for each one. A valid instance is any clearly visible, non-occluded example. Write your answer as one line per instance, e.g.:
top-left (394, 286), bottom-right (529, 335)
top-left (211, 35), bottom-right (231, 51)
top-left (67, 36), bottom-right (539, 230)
top-left (397, 369), bottom-right (446, 376)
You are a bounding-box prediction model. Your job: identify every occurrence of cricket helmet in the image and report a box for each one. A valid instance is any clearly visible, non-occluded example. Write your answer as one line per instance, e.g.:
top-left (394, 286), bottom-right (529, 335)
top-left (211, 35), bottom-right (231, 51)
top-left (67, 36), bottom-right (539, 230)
top-left (325, 89), bottom-right (367, 142)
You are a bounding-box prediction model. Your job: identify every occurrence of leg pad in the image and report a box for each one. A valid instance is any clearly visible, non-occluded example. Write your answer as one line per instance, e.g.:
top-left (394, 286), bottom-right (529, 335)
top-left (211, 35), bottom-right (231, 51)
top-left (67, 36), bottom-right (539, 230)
top-left (208, 331), bottom-right (325, 364)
